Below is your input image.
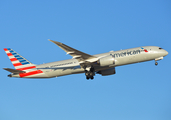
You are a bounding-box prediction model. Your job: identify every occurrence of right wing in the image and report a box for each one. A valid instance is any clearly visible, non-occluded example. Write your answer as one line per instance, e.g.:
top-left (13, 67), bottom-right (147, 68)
top-left (49, 40), bottom-right (99, 67)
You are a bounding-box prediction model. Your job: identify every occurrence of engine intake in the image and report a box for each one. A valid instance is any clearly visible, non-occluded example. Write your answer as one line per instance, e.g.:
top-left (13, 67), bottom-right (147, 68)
top-left (98, 55), bottom-right (115, 66)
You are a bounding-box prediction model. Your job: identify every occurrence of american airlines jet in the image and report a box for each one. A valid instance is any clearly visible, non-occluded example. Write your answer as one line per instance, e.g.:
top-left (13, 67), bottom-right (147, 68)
top-left (3, 40), bottom-right (168, 80)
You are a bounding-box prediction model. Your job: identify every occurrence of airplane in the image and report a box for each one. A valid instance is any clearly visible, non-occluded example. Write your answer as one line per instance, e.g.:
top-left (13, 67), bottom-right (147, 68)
top-left (3, 40), bottom-right (168, 80)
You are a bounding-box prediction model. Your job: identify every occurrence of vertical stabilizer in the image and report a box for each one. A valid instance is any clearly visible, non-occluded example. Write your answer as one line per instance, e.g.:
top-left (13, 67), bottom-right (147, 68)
top-left (4, 48), bottom-right (36, 70)
top-left (3, 48), bottom-right (46, 78)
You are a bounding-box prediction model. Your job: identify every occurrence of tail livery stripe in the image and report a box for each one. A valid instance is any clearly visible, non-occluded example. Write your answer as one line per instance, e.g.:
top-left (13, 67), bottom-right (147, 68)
top-left (10, 58), bottom-right (18, 61)
top-left (17, 66), bottom-right (36, 71)
top-left (11, 61), bottom-right (20, 64)
top-left (4, 48), bottom-right (44, 77)
top-left (4, 48), bottom-right (31, 65)
top-left (7, 53), bottom-right (13, 56)
top-left (13, 63), bottom-right (23, 67)
top-left (19, 70), bottom-right (43, 77)
top-left (4, 48), bottom-right (8, 51)
top-left (4, 48), bottom-right (32, 68)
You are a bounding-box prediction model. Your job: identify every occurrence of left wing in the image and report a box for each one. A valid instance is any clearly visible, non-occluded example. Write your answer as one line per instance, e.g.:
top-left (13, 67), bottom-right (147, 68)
top-left (49, 40), bottom-right (98, 67)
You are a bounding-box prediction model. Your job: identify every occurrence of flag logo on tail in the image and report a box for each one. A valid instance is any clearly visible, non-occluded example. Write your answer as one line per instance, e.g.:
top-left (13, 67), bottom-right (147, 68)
top-left (4, 48), bottom-right (34, 69)
top-left (4, 48), bottom-right (44, 77)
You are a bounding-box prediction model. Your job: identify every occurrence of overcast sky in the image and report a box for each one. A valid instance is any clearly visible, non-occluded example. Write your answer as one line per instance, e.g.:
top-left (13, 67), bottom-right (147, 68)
top-left (0, 0), bottom-right (171, 120)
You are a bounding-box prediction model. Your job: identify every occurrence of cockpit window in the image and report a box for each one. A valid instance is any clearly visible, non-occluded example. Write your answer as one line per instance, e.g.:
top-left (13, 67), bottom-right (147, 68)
top-left (159, 48), bottom-right (163, 49)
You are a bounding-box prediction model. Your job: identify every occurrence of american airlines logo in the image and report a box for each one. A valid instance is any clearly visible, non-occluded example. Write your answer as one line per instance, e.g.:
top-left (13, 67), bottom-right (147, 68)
top-left (141, 47), bottom-right (148, 52)
top-left (112, 47), bottom-right (148, 58)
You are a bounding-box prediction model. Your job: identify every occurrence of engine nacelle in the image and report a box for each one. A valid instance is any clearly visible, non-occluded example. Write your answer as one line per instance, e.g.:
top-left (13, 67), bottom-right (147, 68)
top-left (97, 68), bottom-right (116, 76)
top-left (98, 55), bottom-right (115, 66)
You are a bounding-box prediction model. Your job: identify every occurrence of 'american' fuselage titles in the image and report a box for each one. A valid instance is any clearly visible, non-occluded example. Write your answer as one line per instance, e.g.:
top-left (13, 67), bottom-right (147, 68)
top-left (111, 48), bottom-right (147, 58)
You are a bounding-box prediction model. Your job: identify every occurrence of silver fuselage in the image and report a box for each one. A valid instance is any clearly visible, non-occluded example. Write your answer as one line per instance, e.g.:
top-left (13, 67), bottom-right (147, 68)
top-left (13, 46), bottom-right (167, 78)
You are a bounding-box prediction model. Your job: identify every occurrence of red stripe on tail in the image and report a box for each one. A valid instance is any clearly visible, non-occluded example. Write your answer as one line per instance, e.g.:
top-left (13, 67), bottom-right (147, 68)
top-left (19, 70), bottom-right (43, 77)
top-left (7, 53), bottom-right (13, 56)
top-left (4, 48), bottom-right (8, 51)
top-left (17, 66), bottom-right (36, 71)
top-left (10, 58), bottom-right (18, 61)
top-left (13, 63), bottom-right (22, 67)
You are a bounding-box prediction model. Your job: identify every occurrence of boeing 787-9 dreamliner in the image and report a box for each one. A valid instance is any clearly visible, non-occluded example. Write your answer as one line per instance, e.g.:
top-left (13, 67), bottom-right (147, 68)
top-left (3, 40), bottom-right (168, 80)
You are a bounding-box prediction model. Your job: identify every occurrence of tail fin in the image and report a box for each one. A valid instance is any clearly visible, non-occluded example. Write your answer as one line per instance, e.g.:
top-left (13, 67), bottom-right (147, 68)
top-left (4, 48), bottom-right (36, 71)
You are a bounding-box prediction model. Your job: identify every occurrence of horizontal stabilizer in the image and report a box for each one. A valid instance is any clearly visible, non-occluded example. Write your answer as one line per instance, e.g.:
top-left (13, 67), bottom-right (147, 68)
top-left (3, 68), bottom-right (26, 74)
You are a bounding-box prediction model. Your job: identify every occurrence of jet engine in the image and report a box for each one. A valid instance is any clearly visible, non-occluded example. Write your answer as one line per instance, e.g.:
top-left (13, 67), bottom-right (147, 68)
top-left (97, 68), bottom-right (116, 76)
top-left (98, 55), bottom-right (115, 66)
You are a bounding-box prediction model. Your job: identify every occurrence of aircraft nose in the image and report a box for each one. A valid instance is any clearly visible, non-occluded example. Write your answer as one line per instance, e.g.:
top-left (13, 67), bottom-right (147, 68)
top-left (163, 50), bottom-right (168, 56)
